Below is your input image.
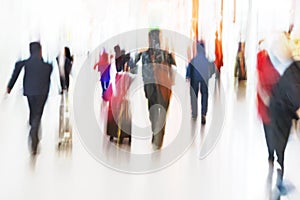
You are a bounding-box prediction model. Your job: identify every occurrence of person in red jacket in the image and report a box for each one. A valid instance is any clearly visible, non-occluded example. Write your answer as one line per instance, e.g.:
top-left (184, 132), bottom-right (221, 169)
top-left (256, 40), bottom-right (280, 163)
top-left (214, 31), bottom-right (223, 78)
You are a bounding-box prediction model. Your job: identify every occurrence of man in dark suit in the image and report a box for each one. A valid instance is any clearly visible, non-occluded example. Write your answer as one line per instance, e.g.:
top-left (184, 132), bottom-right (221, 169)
top-left (7, 42), bottom-right (53, 155)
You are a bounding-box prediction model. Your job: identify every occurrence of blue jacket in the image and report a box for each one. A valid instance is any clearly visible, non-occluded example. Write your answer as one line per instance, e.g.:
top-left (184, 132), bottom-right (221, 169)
top-left (186, 43), bottom-right (210, 82)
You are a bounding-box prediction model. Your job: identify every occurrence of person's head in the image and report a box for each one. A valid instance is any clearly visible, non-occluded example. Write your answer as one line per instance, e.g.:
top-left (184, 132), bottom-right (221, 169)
top-left (121, 49), bottom-right (126, 55)
top-left (114, 45), bottom-right (121, 58)
top-left (148, 29), bottom-right (161, 49)
top-left (100, 49), bottom-right (109, 64)
top-left (64, 46), bottom-right (72, 61)
top-left (286, 26), bottom-right (300, 59)
top-left (270, 32), bottom-right (293, 64)
top-left (215, 31), bottom-right (219, 38)
top-left (196, 41), bottom-right (205, 54)
top-left (238, 42), bottom-right (245, 52)
top-left (29, 42), bottom-right (42, 57)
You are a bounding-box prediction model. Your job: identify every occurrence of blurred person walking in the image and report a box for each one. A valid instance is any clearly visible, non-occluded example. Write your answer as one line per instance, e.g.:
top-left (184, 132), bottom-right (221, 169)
top-left (93, 49), bottom-right (111, 97)
top-left (256, 39), bottom-right (280, 164)
top-left (141, 29), bottom-right (176, 149)
top-left (56, 46), bottom-right (73, 93)
top-left (269, 60), bottom-right (300, 195)
top-left (234, 41), bottom-right (247, 81)
top-left (6, 42), bottom-right (53, 155)
top-left (186, 41), bottom-right (210, 124)
top-left (267, 32), bottom-right (297, 196)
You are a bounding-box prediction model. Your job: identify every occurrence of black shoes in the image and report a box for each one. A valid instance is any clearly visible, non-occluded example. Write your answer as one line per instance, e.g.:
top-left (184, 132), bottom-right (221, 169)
top-left (30, 142), bottom-right (38, 156)
top-left (268, 156), bottom-right (274, 163)
top-left (191, 114), bottom-right (206, 124)
top-left (201, 115), bottom-right (206, 125)
top-left (28, 136), bottom-right (39, 156)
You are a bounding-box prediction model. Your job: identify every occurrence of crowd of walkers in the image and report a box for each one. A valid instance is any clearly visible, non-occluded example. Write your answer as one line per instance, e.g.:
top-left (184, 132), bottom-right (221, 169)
top-left (4, 28), bottom-right (300, 199)
top-left (6, 42), bottom-right (73, 155)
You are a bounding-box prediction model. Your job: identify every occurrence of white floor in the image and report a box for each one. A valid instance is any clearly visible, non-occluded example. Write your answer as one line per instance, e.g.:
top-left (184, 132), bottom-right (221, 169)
top-left (1, 0), bottom-right (300, 198)
top-left (1, 53), bottom-right (300, 200)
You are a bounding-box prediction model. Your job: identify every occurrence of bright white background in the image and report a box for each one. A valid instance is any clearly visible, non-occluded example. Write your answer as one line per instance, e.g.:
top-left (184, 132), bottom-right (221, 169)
top-left (0, 0), bottom-right (300, 199)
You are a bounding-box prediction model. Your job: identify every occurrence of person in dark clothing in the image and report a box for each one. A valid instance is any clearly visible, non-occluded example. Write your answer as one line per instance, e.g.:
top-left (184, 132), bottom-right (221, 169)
top-left (141, 29), bottom-right (176, 149)
top-left (256, 45), bottom-right (280, 164)
top-left (56, 46), bottom-right (73, 93)
top-left (114, 45), bottom-right (130, 72)
top-left (7, 42), bottom-right (53, 155)
top-left (128, 52), bottom-right (142, 74)
top-left (186, 42), bottom-right (210, 124)
top-left (269, 61), bottom-right (300, 193)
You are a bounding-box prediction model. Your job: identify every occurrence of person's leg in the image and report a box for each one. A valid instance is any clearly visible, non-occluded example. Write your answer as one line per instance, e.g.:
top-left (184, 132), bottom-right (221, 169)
top-left (101, 81), bottom-right (106, 94)
top-left (215, 64), bottom-right (220, 79)
top-left (65, 75), bottom-right (70, 91)
top-left (152, 124), bottom-right (165, 149)
top-left (276, 134), bottom-right (289, 179)
top-left (152, 85), bottom-right (169, 148)
top-left (104, 81), bottom-right (110, 92)
top-left (27, 96), bottom-right (39, 154)
top-left (60, 76), bottom-right (66, 92)
top-left (234, 56), bottom-right (239, 77)
top-left (27, 96), bottom-right (35, 126)
top-left (200, 78), bottom-right (208, 116)
top-left (263, 123), bottom-right (275, 162)
top-left (274, 119), bottom-right (291, 194)
top-left (190, 80), bottom-right (199, 118)
top-left (159, 86), bottom-right (172, 111)
top-left (200, 77), bottom-right (208, 124)
top-left (144, 84), bottom-right (157, 132)
top-left (152, 104), bottom-right (167, 149)
top-left (28, 95), bottom-right (48, 154)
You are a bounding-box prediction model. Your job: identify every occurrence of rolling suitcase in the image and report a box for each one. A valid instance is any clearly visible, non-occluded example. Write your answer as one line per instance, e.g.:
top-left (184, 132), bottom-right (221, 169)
top-left (106, 98), bottom-right (131, 144)
top-left (58, 90), bottom-right (72, 148)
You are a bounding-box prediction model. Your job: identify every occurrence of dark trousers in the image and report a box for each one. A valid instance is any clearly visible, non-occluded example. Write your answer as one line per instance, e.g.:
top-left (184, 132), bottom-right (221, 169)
top-left (101, 81), bottom-right (110, 95)
top-left (190, 77), bottom-right (208, 117)
top-left (144, 83), bottom-right (170, 148)
top-left (269, 102), bottom-right (292, 177)
top-left (27, 95), bottom-right (48, 152)
top-left (263, 123), bottom-right (275, 161)
top-left (60, 74), bottom-right (70, 91)
top-left (144, 83), bottom-right (158, 132)
top-left (274, 123), bottom-right (290, 176)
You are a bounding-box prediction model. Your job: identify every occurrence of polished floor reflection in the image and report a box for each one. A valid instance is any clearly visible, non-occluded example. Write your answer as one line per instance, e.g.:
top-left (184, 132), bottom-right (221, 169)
top-left (1, 55), bottom-right (300, 199)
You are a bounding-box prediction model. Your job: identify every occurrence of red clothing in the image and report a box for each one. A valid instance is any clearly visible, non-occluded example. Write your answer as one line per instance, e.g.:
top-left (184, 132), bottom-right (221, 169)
top-left (94, 51), bottom-right (109, 73)
top-left (103, 72), bottom-right (132, 102)
top-left (256, 50), bottom-right (280, 123)
top-left (214, 37), bottom-right (223, 70)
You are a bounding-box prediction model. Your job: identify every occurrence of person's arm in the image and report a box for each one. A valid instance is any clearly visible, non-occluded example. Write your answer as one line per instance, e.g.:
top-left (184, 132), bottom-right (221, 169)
top-left (186, 63), bottom-right (191, 81)
top-left (289, 82), bottom-right (300, 119)
top-left (65, 59), bottom-right (72, 75)
top-left (134, 52), bottom-right (142, 64)
top-left (93, 62), bottom-right (98, 70)
top-left (297, 107), bottom-right (300, 119)
top-left (7, 60), bottom-right (25, 94)
top-left (169, 53), bottom-right (176, 66)
top-left (257, 84), bottom-right (270, 106)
